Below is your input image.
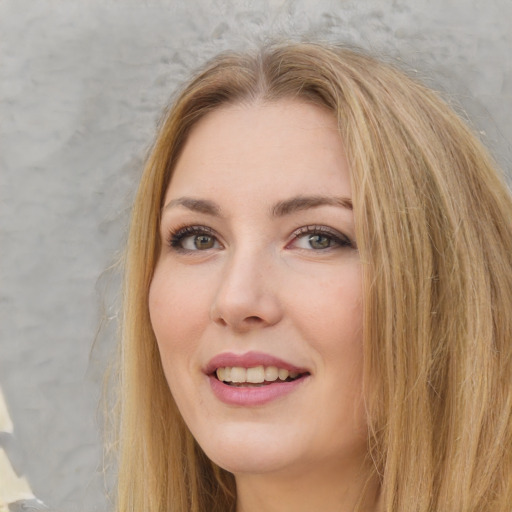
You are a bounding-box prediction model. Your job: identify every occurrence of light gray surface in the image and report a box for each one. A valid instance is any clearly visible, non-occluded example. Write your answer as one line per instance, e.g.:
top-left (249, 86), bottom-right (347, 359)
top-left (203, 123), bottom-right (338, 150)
top-left (1, 1), bottom-right (510, 510)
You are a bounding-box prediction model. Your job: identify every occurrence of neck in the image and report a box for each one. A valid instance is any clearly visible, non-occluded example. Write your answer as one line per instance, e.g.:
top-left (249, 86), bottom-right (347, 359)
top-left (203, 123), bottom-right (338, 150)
top-left (234, 458), bottom-right (380, 512)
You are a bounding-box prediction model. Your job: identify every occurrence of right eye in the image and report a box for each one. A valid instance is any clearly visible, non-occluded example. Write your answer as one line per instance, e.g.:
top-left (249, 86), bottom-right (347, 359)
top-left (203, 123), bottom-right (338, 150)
top-left (168, 226), bottom-right (222, 251)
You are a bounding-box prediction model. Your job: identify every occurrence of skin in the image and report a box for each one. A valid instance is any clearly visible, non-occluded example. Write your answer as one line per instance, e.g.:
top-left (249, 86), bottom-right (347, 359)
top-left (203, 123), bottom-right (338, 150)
top-left (149, 100), bottom-right (378, 511)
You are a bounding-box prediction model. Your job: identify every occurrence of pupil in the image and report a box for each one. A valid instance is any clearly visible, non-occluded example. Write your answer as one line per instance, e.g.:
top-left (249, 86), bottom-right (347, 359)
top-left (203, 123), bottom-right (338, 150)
top-left (309, 234), bottom-right (330, 249)
top-left (195, 235), bottom-right (214, 249)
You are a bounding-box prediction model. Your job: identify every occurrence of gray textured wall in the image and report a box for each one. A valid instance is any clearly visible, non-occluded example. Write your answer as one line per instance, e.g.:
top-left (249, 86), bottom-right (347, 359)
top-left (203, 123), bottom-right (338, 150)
top-left (1, 0), bottom-right (510, 510)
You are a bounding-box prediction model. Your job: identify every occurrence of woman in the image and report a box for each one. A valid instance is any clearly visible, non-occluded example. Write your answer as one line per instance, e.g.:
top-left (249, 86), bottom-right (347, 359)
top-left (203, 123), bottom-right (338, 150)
top-left (112, 42), bottom-right (512, 511)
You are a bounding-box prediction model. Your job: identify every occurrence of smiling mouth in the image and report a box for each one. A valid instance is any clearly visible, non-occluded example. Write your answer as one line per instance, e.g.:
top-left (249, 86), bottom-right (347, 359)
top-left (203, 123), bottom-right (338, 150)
top-left (215, 365), bottom-right (309, 387)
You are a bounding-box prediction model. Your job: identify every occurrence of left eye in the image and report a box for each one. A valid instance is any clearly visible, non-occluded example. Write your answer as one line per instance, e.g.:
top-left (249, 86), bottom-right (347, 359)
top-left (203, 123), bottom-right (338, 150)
top-left (296, 233), bottom-right (335, 250)
top-left (290, 227), bottom-right (353, 250)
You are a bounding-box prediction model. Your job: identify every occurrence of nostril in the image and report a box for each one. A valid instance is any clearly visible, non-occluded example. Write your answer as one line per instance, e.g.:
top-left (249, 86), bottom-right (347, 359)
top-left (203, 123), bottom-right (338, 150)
top-left (245, 316), bottom-right (264, 323)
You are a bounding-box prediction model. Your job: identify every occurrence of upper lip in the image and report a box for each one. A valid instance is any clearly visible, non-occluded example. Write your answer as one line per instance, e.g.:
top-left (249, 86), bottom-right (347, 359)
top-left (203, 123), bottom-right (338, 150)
top-left (204, 351), bottom-right (310, 375)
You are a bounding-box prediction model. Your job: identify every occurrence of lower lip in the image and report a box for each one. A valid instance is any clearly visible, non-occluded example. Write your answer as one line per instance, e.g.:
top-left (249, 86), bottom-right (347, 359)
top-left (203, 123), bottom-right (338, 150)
top-left (208, 374), bottom-right (309, 406)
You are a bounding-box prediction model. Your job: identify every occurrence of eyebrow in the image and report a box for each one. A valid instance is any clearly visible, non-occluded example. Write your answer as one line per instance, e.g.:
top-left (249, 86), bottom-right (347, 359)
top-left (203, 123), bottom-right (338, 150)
top-left (163, 194), bottom-right (353, 217)
top-left (163, 197), bottom-right (222, 216)
top-left (271, 195), bottom-right (353, 216)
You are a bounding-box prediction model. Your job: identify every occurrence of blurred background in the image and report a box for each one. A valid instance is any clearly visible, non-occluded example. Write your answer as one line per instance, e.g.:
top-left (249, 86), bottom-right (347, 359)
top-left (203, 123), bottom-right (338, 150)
top-left (0, 0), bottom-right (510, 510)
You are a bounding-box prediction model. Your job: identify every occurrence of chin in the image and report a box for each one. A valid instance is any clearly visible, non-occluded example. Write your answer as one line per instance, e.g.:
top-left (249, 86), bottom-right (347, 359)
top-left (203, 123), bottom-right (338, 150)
top-left (195, 423), bottom-right (304, 475)
top-left (208, 449), bottom-right (295, 476)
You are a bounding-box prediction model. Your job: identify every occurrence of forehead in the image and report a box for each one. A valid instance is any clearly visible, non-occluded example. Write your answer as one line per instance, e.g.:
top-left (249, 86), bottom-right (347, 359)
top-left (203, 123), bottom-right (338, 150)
top-left (166, 100), bottom-right (351, 204)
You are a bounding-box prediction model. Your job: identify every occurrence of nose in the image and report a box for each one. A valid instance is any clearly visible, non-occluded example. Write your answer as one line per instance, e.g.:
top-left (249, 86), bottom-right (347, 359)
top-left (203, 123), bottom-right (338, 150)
top-left (210, 248), bottom-right (283, 332)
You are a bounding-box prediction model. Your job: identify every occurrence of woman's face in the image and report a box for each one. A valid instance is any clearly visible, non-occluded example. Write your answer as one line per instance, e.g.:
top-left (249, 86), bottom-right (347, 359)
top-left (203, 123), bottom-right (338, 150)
top-left (149, 100), bottom-right (367, 479)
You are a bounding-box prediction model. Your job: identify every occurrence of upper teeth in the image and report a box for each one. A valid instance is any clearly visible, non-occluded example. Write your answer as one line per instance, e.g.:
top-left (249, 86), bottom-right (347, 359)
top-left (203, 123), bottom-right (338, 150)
top-left (216, 366), bottom-right (300, 383)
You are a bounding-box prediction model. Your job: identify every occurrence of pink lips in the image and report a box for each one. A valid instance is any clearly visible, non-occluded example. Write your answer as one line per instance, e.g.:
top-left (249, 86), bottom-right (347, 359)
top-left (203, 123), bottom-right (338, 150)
top-left (205, 351), bottom-right (310, 406)
top-left (205, 351), bottom-right (307, 375)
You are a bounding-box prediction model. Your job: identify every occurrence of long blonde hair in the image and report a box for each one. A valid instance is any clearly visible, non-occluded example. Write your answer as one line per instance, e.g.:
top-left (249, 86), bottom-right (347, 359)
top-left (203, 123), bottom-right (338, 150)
top-left (113, 42), bottom-right (512, 512)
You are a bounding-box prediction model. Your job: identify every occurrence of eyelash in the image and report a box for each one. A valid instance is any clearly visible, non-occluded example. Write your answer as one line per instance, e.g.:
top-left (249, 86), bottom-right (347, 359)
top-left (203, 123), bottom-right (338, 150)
top-left (166, 224), bottom-right (354, 252)
top-left (290, 225), bottom-right (354, 250)
top-left (168, 225), bottom-right (219, 251)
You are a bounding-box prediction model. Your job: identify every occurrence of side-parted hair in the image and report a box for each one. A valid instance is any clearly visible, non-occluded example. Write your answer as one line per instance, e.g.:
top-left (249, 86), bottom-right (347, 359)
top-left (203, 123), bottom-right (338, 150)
top-left (113, 42), bottom-right (512, 512)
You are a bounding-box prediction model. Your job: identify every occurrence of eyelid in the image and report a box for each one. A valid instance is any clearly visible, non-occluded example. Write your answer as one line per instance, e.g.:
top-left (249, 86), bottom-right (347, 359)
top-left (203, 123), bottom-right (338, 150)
top-left (166, 224), bottom-right (223, 252)
top-left (288, 225), bottom-right (354, 249)
top-left (164, 223), bottom-right (355, 252)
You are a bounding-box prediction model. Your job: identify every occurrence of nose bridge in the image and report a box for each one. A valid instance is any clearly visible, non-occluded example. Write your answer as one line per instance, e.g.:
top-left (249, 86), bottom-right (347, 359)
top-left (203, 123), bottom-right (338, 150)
top-left (210, 241), bottom-right (282, 330)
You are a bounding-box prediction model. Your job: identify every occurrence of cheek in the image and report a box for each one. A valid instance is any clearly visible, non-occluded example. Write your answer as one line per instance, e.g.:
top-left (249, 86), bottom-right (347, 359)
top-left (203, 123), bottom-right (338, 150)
top-left (148, 266), bottom-right (217, 432)
top-left (292, 263), bottom-right (364, 402)
top-left (291, 262), bottom-right (363, 343)
top-left (148, 266), bottom-right (210, 372)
